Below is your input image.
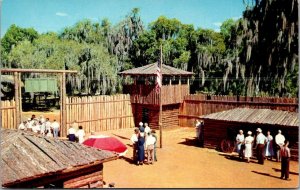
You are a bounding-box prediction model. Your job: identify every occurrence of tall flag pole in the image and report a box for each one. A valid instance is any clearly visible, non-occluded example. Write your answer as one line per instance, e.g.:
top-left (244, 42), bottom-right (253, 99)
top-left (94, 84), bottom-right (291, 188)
top-left (159, 44), bottom-right (163, 148)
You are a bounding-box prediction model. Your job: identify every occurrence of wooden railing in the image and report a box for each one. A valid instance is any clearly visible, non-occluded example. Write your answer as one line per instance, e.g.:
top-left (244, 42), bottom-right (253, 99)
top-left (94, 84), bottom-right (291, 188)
top-left (1, 100), bottom-right (16, 129)
top-left (123, 84), bottom-right (190, 105)
top-left (179, 94), bottom-right (298, 127)
top-left (66, 94), bottom-right (134, 134)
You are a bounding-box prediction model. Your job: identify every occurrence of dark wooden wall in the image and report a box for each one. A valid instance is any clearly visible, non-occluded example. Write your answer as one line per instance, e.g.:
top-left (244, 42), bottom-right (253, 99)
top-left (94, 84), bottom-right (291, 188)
top-left (132, 104), bottom-right (180, 129)
top-left (202, 119), bottom-right (298, 160)
top-left (179, 94), bottom-right (298, 128)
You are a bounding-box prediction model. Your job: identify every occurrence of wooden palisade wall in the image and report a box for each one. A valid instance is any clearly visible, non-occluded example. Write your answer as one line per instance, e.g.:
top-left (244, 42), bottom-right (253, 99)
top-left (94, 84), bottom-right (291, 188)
top-left (66, 94), bottom-right (134, 134)
top-left (1, 100), bottom-right (16, 129)
top-left (179, 94), bottom-right (298, 128)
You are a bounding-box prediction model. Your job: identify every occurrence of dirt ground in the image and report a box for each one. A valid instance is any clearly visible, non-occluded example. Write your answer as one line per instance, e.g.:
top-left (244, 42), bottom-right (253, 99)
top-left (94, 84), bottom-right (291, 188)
top-left (94, 127), bottom-right (299, 188)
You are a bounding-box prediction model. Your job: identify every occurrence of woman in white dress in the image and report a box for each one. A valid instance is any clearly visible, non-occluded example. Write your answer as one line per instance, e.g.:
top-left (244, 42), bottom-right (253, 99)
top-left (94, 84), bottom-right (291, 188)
top-left (236, 130), bottom-right (245, 159)
top-left (244, 131), bottom-right (254, 163)
top-left (265, 130), bottom-right (274, 160)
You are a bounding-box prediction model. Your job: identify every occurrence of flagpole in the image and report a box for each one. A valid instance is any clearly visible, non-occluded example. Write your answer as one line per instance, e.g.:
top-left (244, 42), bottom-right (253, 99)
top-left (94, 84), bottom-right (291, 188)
top-left (159, 44), bottom-right (163, 148)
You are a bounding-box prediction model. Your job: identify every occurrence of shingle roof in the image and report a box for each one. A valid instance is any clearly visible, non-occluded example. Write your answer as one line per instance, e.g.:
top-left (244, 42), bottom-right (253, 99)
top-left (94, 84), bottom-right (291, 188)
top-left (119, 63), bottom-right (194, 76)
top-left (1, 129), bottom-right (118, 186)
top-left (199, 108), bottom-right (299, 127)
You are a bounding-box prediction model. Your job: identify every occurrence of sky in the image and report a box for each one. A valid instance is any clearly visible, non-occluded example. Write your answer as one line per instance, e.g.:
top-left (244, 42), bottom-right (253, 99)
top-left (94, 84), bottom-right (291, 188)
top-left (1, 0), bottom-right (246, 36)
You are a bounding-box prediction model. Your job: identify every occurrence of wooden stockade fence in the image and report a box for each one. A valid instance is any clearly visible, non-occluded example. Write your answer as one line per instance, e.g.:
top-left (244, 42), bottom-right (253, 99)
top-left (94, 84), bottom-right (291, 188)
top-left (179, 94), bottom-right (298, 128)
top-left (1, 100), bottom-right (16, 129)
top-left (66, 94), bottom-right (134, 134)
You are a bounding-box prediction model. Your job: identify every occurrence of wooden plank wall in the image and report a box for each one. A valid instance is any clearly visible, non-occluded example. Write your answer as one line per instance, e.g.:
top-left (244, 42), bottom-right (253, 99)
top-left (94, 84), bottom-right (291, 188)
top-left (132, 104), bottom-right (180, 129)
top-left (179, 94), bottom-right (298, 128)
top-left (1, 100), bottom-right (16, 129)
top-left (123, 84), bottom-right (189, 105)
top-left (66, 94), bottom-right (134, 133)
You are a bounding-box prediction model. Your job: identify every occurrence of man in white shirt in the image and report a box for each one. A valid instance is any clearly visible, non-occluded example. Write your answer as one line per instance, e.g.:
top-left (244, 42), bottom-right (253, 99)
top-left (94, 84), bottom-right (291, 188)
top-left (51, 120), bottom-right (60, 138)
top-left (275, 130), bottom-right (285, 162)
top-left (45, 118), bottom-right (52, 134)
top-left (67, 126), bottom-right (76, 142)
top-left (76, 126), bottom-right (85, 143)
top-left (18, 121), bottom-right (26, 130)
top-left (256, 128), bottom-right (267, 164)
top-left (130, 128), bottom-right (139, 162)
top-left (145, 132), bottom-right (156, 164)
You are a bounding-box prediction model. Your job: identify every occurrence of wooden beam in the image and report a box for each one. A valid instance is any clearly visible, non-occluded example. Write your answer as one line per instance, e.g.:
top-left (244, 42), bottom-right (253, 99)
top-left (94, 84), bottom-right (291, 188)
top-left (14, 72), bottom-right (20, 128)
top-left (0, 68), bottom-right (77, 74)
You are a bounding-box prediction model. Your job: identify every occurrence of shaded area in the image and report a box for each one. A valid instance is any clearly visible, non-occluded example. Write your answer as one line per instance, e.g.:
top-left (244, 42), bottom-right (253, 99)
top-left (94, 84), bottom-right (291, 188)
top-left (251, 171), bottom-right (282, 180)
top-left (272, 168), bottom-right (299, 176)
top-left (177, 138), bottom-right (202, 147)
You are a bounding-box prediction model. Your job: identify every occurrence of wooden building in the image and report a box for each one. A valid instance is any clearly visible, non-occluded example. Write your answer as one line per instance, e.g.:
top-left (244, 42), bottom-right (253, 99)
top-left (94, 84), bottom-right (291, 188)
top-left (1, 129), bottom-right (118, 188)
top-left (199, 108), bottom-right (299, 160)
top-left (119, 63), bottom-right (193, 129)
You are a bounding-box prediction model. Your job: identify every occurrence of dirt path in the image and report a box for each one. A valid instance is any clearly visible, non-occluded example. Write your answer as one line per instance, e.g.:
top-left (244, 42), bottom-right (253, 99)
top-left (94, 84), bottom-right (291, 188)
top-left (96, 127), bottom-right (298, 188)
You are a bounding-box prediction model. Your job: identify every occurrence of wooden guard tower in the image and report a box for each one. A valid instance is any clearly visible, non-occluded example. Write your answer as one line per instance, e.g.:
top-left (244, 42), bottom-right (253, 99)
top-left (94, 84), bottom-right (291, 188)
top-left (119, 63), bottom-right (193, 129)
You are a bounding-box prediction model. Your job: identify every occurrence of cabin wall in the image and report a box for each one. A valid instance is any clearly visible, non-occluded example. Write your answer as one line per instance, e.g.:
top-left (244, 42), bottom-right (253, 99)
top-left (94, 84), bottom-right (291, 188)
top-left (132, 104), bottom-right (180, 129)
top-left (202, 119), bottom-right (298, 160)
top-left (63, 163), bottom-right (104, 188)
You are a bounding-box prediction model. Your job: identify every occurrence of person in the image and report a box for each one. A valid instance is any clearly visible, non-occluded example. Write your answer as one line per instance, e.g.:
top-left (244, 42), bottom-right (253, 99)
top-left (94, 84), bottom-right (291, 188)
top-left (39, 121), bottom-right (46, 136)
top-left (46, 128), bottom-right (53, 138)
top-left (256, 128), bottom-right (267, 164)
top-left (67, 125), bottom-right (76, 142)
top-left (26, 118), bottom-right (33, 131)
top-left (152, 129), bottom-right (158, 161)
top-left (236, 130), bottom-right (245, 159)
top-left (45, 118), bottom-right (52, 134)
top-left (137, 131), bottom-right (145, 165)
top-left (145, 132), bottom-right (156, 164)
top-left (139, 122), bottom-right (145, 137)
top-left (130, 128), bottom-right (139, 162)
top-left (76, 126), bottom-right (85, 143)
top-left (39, 115), bottom-right (45, 123)
top-left (195, 119), bottom-right (201, 140)
top-left (18, 121), bottom-right (27, 130)
top-left (144, 123), bottom-right (151, 136)
top-left (244, 131), bottom-right (254, 163)
top-left (32, 122), bottom-right (40, 133)
top-left (51, 119), bottom-right (60, 138)
top-left (280, 140), bottom-right (291, 181)
top-left (275, 130), bottom-right (285, 162)
top-left (265, 130), bottom-right (274, 160)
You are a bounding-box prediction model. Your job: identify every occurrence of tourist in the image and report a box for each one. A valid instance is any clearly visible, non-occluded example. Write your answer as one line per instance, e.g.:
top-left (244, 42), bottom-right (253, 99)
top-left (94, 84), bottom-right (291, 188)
top-left (39, 121), bottom-right (46, 136)
top-left (45, 118), bottom-right (52, 134)
top-left (139, 122), bottom-right (145, 137)
top-left (275, 130), bottom-right (285, 162)
top-left (26, 118), bottom-right (33, 131)
top-left (76, 126), bottom-right (85, 143)
top-left (46, 128), bottom-right (53, 138)
top-left (244, 131), bottom-right (254, 163)
top-left (32, 122), bottom-right (40, 133)
top-left (18, 121), bottom-right (27, 130)
top-left (51, 119), bottom-right (60, 138)
top-left (72, 120), bottom-right (79, 131)
top-left (255, 128), bottom-right (267, 164)
top-left (280, 140), bottom-right (291, 181)
top-left (130, 128), bottom-right (139, 162)
top-left (137, 131), bottom-right (145, 165)
top-left (236, 130), bottom-right (245, 159)
top-left (152, 129), bottom-right (158, 161)
top-left (39, 115), bottom-right (45, 123)
top-left (144, 123), bottom-right (151, 136)
top-left (265, 130), bottom-right (274, 160)
top-left (145, 132), bottom-right (156, 164)
top-left (67, 125), bottom-right (76, 142)
top-left (195, 119), bottom-right (201, 140)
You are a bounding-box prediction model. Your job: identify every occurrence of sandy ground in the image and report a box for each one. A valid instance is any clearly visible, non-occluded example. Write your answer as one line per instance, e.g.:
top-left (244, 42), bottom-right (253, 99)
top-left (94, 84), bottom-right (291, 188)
top-left (94, 127), bottom-right (299, 188)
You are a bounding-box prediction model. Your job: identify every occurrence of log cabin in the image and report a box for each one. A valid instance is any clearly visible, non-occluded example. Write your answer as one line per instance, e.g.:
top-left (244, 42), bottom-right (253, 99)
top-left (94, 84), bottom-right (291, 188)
top-left (1, 129), bottom-right (118, 188)
top-left (119, 62), bottom-right (193, 129)
top-left (199, 108), bottom-right (299, 160)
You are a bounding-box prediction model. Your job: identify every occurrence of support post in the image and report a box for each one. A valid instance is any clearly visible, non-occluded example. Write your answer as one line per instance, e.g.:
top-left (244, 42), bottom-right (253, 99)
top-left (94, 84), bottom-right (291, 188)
top-left (62, 73), bottom-right (67, 137)
top-left (159, 44), bottom-right (163, 148)
top-left (19, 73), bottom-right (22, 117)
top-left (14, 72), bottom-right (20, 128)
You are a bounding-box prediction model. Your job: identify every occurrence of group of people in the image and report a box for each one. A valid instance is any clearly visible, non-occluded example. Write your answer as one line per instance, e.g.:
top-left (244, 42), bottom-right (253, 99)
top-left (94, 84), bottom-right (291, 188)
top-left (130, 122), bottom-right (157, 165)
top-left (18, 114), bottom-right (60, 138)
top-left (67, 122), bottom-right (86, 143)
top-left (236, 128), bottom-right (291, 180)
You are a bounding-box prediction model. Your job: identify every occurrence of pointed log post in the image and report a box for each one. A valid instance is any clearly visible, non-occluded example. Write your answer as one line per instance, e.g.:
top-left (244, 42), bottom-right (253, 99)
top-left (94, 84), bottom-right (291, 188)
top-left (14, 72), bottom-right (20, 128)
top-left (60, 73), bottom-right (67, 137)
top-left (159, 44), bottom-right (163, 148)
